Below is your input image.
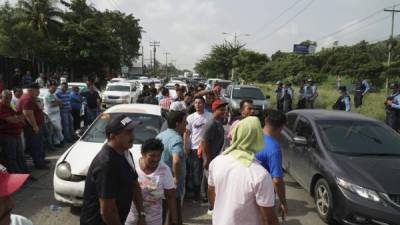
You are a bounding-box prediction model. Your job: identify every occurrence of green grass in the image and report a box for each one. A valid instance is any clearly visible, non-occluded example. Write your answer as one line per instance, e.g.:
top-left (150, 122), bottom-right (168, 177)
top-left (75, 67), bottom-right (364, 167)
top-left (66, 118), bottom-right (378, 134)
top-left (257, 81), bottom-right (387, 122)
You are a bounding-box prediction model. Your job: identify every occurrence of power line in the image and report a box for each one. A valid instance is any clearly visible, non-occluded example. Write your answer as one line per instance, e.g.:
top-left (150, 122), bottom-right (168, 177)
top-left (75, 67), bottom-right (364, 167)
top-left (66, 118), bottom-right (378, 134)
top-left (109, 0), bottom-right (123, 11)
top-left (249, 0), bottom-right (316, 44)
top-left (252, 0), bottom-right (305, 35)
top-left (316, 3), bottom-right (400, 42)
top-left (321, 14), bottom-right (391, 47)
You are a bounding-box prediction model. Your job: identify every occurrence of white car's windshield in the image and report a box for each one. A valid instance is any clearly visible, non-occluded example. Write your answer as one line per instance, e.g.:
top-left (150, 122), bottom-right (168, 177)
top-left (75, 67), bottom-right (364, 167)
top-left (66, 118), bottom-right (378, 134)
top-left (106, 85), bottom-right (130, 92)
top-left (82, 113), bottom-right (163, 144)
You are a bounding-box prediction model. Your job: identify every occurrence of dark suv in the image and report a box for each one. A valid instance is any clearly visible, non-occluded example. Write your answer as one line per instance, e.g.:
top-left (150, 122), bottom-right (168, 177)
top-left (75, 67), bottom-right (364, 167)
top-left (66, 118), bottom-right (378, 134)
top-left (222, 85), bottom-right (270, 122)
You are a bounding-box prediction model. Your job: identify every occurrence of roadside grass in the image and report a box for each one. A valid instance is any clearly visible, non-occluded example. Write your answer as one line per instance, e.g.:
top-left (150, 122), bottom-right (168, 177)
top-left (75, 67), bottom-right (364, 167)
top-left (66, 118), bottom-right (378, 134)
top-left (257, 81), bottom-right (387, 122)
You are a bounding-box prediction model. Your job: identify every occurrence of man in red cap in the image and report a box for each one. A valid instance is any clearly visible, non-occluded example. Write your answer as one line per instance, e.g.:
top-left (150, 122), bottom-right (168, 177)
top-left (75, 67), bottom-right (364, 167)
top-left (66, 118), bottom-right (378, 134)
top-left (0, 164), bottom-right (32, 225)
top-left (199, 99), bottom-right (227, 214)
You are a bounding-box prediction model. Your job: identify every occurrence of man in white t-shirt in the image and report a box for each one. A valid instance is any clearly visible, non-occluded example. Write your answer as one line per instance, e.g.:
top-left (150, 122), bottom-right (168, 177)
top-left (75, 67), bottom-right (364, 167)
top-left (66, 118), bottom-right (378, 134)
top-left (184, 96), bottom-right (212, 201)
top-left (43, 82), bottom-right (64, 146)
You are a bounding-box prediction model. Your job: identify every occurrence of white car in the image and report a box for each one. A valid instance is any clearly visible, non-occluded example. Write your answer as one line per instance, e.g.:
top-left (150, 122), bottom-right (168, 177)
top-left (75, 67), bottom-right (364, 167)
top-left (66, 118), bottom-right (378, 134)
top-left (102, 82), bottom-right (138, 108)
top-left (53, 104), bottom-right (164, 206)
top-left (136, 79), bottom-right (153, 92)
top-left (109, 77), bottom-right (127, 83)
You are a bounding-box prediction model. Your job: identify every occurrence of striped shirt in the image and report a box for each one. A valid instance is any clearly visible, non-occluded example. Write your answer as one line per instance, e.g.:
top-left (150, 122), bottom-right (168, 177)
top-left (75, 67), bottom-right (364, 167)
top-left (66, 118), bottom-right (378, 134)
top-left (56, 90), bottom-right (72, 112)
top-left (159, 96), bottom-right (173, 110)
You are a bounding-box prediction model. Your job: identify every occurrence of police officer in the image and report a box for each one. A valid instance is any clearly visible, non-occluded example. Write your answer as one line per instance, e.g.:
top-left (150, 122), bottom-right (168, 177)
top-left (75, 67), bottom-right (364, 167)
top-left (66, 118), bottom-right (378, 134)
top-left (304, 78), bottom-right (318, 109)
top-left (281, 82), bottom-right (293, 113)
top-left (385, 83), bottom-right (400, 132)
top-left (275, 81), bottom-right (283, 111)
top-left (333, 86), bottom-right (351, 112)
top-left (354, 78), bottom-right (370, 110)
top-left (297, 80), bottom-right (306, 109)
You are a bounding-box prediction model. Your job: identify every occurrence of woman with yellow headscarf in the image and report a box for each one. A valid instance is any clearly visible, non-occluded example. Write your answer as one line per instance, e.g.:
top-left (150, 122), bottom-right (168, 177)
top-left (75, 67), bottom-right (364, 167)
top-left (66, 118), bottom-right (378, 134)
top-left (207, 116), bottom-right (279, 225)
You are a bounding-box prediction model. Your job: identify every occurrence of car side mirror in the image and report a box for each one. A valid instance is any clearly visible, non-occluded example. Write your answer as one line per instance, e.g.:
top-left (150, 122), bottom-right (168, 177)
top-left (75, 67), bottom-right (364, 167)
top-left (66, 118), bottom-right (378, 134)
top-left (265, 95), bottom-right (271, 99)
top-left (293, 136), bottom-right (307, 146)
top-left (76, 126), bottom-right (88, 138)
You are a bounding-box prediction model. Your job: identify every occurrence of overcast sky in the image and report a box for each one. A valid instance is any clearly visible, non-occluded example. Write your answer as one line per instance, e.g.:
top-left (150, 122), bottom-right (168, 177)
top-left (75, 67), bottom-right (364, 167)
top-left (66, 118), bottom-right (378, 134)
top-left (3, 0), bottom-right (400, 70)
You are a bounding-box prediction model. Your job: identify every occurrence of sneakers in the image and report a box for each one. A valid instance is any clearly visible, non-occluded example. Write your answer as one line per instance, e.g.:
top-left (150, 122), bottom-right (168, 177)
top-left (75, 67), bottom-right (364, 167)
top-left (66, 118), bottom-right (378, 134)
top-left (207, 209), bottom-right (213, 216)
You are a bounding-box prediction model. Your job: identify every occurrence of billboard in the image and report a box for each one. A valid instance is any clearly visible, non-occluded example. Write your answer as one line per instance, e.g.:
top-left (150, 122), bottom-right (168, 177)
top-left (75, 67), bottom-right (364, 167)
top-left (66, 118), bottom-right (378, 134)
top-left (293, 44), bottom-right (316, 54)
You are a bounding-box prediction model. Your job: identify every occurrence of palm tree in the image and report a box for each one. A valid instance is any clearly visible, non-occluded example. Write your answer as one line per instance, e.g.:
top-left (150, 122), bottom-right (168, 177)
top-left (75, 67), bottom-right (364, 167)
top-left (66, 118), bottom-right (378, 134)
top-left (18, 0), bottom-right (63, 36)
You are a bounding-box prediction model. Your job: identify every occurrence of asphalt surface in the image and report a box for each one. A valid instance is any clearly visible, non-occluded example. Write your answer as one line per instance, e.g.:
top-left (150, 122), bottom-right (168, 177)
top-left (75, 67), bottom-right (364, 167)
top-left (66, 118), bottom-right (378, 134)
top-left (12, 144), bottom-right (329, 225)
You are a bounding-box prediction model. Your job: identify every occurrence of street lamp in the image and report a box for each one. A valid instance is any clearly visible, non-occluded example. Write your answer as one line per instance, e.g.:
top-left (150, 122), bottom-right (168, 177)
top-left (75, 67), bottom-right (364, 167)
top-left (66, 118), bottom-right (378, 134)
top-left (221, 32), bottom-right (250, 81)
top-left (221, 32), bottom-right (250, 47)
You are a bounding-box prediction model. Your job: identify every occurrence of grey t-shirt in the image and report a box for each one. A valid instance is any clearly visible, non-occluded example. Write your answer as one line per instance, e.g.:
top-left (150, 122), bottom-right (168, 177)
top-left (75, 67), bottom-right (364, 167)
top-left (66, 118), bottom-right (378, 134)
top-left (202, 118), bottom-right (225, 160)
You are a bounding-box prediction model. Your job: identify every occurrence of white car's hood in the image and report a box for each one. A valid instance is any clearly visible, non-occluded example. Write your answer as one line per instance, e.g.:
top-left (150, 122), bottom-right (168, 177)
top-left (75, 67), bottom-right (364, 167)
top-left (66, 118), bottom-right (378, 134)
top-left (103, 91), bottom-right (130, 97)
top-left (64, 140), bottom-right (141, 175)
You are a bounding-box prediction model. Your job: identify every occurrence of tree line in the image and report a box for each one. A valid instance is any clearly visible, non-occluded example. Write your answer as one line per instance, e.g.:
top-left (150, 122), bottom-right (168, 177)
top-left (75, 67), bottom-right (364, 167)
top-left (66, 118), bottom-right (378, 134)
top-left (195, 39), bottom-right (400, 87)
top-left (0, 0), bottom-right (142, 78)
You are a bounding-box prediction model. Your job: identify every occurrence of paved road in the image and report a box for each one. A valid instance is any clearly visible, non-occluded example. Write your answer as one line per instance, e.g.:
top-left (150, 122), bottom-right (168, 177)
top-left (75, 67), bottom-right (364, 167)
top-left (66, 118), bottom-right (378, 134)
top-left (12, 145), bottom-right (328, 225)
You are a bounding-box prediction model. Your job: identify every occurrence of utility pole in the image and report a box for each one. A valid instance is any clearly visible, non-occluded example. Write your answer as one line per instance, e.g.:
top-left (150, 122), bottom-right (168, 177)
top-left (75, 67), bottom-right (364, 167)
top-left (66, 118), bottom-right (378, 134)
top-left (150, 41), bottom-right (160, 75)
top-left (149, 50), bottom-right (153, 72)
top-left (164, 52), bottom-right (170, 78)
top-left (384, 7), bottom-right (400, 93)
top-left (141, 45), bottom-right (144, 75)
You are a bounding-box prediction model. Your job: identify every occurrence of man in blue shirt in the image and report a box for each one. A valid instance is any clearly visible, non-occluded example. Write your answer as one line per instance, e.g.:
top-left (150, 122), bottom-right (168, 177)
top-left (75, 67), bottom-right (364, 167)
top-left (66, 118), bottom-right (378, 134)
top-left (70, 86), bottom-right (83, 131)
top-left (56, 82), bottom-right (75, 142)
top-left (354, 78), bottom-right (370, 111)
top-left (256, 109), bottom-right (288, 220)
top-left (157, 111), bottom-right (187, 224)
top-left (386, 83), bottom-right (400, 132)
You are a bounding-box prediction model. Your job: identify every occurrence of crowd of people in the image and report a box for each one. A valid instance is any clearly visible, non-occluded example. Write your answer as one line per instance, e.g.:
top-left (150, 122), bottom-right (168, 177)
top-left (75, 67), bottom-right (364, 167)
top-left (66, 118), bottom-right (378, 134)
top-left (0, 68), bottom-right (102, 174)
top-left (78, 79), bottom-right (289, 225)
top-left (2, 70), bottom-right (400, 225)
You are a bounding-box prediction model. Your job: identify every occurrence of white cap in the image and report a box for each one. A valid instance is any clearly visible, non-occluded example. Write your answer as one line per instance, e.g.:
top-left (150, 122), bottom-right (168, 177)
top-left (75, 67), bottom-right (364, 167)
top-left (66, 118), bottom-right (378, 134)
top-left (170, 101), bottom-right (186, 112)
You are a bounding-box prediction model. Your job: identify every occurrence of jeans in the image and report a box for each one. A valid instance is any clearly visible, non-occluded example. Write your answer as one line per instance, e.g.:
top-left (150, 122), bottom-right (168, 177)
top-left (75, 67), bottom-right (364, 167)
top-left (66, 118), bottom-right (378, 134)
top-left (86, 107), bottom-right (99, 125)
top-left (71, 108), bottom-right (81, 131)
top-left (24, 126), bottom-right (46, 166)
top-left (186, 150), bottom-right (203, 200)
top-left (201, 169), bottom-right (209, 201)
top-left (0, 136), bottom-right (29, 173)
top-left (60, 111), bottom-right (74, 141)
top-left (162, 197), bottom-right (183, 225)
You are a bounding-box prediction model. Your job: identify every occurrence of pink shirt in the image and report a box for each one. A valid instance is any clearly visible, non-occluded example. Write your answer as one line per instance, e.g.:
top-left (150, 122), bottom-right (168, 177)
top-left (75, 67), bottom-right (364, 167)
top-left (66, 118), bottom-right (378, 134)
top-left (227, 119), bottom-right (241, 143)
top-left (159, 97), bottom-right (173, 110)
top-left (208, 154), bottom-right (275, 225)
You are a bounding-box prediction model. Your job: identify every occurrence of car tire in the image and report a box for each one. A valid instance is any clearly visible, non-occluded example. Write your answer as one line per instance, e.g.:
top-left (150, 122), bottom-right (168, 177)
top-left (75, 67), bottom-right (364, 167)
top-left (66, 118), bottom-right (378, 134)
top-left (314, 178), bottom-right (334, 224)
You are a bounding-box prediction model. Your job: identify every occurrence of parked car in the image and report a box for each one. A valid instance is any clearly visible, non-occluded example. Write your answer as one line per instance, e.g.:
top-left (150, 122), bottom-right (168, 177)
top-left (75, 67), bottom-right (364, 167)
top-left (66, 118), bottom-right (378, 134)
top-left (64, 82), bottom-right (88, 92)
top-left (53, 104), bottom-right (165, 206)
top-left (280, 109), bottom-right (400, 225)
top-left (102, 82), bottom-right (138, 108)
top-left (108, 77), bottom-right (127, 83)
top-left (205, 78), bottom-right (231, 90)
top-left (222, 84), bottom-right (270, 122)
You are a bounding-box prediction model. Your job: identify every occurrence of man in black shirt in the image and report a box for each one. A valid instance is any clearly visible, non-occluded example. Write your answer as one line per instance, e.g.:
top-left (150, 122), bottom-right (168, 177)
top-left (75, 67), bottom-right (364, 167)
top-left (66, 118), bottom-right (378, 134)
top-left (80, 114), bottom-right (146, 225)
top-left (81, 83), bottom-right (101, 125)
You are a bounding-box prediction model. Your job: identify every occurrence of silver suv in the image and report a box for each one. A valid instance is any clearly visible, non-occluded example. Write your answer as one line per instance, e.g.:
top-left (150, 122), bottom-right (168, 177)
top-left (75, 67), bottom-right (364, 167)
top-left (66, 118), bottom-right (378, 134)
top-left (222, 85), bottom-right (271, 122)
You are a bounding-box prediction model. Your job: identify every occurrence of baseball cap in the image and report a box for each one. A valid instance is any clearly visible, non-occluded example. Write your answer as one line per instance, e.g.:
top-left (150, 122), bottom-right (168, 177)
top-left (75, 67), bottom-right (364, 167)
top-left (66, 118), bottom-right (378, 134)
top-left (212, 99), bottom-right (228, 111)
top-left (105, 114), bottom-right (142, 137)
top-left (0, 171), bottom-right (29, 197)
